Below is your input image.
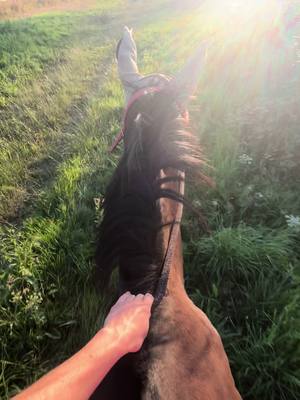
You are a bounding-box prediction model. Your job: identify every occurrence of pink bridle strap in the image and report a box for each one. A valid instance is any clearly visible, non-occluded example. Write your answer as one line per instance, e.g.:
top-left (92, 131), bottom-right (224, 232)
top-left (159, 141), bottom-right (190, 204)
top-left (109, 86), bottom-right (189, 152)
top-left (109, 86), bottom-right (163, 152)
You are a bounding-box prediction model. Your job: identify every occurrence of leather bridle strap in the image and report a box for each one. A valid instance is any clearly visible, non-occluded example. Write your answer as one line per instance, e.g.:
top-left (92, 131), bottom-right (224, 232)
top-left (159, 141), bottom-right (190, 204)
top-left (109, 86), bottom-right (189, 152)
top-left (109, 86), bottom-right (163, 152)
top-left (152, 170), bottom-right (185, 309)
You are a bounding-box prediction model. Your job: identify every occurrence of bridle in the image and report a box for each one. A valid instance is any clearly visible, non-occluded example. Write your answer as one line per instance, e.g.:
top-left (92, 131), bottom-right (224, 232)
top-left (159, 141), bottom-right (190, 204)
top-left (109, 83), bottom-right (189, 152)
top-left (109, 86), bottom-right (163, 152)
top-left (110, 86), bottom-right (188, 309)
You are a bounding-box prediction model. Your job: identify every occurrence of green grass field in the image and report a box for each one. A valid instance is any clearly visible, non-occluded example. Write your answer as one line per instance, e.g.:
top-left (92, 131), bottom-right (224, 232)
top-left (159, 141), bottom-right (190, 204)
top-left (0, 0), bottom-right (299, 398)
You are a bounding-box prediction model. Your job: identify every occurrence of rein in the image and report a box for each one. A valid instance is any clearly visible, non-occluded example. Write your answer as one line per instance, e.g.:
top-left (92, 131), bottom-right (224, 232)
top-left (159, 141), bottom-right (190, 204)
top-left (110, 86), bottom-right (188, 308)
top-left (152, 170), bottom-right (185, 309)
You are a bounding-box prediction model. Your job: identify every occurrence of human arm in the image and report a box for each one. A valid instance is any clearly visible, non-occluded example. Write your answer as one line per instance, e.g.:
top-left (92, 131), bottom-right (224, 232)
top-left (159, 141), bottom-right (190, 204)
top-left (12, 291), bottom-right (154, 400)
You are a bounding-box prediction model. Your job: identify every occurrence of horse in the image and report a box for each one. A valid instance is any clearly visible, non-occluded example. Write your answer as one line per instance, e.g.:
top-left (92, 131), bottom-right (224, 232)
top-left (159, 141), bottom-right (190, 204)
top-left (91, 26), bottom-right (242, 400)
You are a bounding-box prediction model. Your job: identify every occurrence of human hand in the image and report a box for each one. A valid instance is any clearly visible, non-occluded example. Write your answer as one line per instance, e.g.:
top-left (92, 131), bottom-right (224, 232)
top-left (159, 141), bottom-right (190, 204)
top-left (103, 291), bottom-right (154, 354)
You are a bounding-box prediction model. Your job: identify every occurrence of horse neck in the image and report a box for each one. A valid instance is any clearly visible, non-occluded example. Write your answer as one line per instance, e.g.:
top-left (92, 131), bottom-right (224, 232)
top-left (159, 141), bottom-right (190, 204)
top-left (159, 168), bottom-right (186, 295)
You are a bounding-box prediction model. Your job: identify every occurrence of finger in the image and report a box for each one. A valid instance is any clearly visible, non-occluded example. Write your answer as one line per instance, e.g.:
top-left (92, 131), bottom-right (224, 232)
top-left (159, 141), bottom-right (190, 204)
top-left (118, 291), bottom-right (131, 302)
top-left (117, 291), bottom-right (131, 303)
top-left (122, 293), bottom-right (135, 302)
top-left (127, 293), bottom-right (136, 301)
top-left (143, 293), bottom-right (154, 303)
top-left (135, 294), bottom-right (144, 301)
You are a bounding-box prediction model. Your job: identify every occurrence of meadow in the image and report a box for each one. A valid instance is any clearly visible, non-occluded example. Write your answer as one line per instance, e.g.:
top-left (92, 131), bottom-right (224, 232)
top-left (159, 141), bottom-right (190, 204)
top-left (0, 0), bottom-right (299, 398)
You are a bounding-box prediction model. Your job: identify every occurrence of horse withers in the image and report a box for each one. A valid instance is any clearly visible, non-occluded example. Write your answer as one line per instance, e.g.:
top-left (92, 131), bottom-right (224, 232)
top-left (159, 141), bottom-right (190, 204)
top-left (91, 27), bottom-right (242, 400)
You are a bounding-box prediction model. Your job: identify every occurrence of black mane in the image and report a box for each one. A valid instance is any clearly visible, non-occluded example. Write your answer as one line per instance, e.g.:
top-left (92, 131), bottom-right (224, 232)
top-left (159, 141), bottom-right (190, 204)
top-left (95, 89), bottom-right (206, 296)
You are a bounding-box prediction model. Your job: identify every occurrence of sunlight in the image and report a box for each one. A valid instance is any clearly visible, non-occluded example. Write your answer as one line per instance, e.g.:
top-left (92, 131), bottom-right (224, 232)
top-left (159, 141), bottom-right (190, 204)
top-left (173, 0), bottom-right (299, 107)
top-left (203, 0), bottom-right (283, 38)
top-left (211, 0), bottom-right (280, 17)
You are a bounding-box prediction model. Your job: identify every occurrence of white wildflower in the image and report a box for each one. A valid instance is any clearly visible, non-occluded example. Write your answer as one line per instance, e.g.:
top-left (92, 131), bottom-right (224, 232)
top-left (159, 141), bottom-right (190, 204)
top-left (239, 154), bottom-right (253, 165)
top-left (285, 215), bottom-right (300, 229)
top-left (193, 200), bottom-right (202, 208)
top-left (255, 192), bottom-right (264, 199)
top-left (25, 292), bottom-right (43, 311)
top-left (11, 290), bottom-right (23, 304)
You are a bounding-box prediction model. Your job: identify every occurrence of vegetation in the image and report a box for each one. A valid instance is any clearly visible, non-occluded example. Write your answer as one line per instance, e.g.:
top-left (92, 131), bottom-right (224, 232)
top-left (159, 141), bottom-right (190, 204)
top-left (0, 0), bottom-right (106, 19)
top-left (0, 15), bottom-right (74, 106)
top-left (0, 0), bottom-right (299, 399)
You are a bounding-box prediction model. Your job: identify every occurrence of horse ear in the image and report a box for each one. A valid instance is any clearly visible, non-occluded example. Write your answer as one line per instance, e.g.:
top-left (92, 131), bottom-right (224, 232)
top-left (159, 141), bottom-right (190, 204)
top-left (116, 26), bottom-right (144, 104)
top-left (170, 40), bottom-right (211, 105)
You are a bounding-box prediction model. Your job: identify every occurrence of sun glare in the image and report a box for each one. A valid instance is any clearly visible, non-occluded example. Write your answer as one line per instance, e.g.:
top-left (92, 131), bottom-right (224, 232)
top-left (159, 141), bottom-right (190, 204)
top-left (204, 0), bottom-right (282, 37)
top-left (176, 0), bottom-right (300, 103)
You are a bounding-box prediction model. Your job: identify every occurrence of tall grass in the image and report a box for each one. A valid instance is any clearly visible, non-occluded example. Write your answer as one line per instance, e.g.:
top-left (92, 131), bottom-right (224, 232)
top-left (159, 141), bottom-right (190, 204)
top-left (0, 71), bottom-right (123, 399)
top-left (0, 3), bottom-right (123, 220)
top-left (0, 0), bottom-right (299, 398)
top-left (0, 15), bottom-right (75, 106)
top-left (184, 226), bottom-right (300, 399)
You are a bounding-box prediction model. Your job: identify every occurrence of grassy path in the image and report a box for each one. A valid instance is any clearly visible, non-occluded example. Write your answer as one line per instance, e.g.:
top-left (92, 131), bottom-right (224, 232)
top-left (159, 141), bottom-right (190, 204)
top-left (0, 0), bottom-right (187, 222)
top-left (0, 1), bottom-right (205, 397)
top-left (0, 3), bottom-right (117, 221)
top-left (0, 5), bottom-right (119, 395)
top-left (1, 1), bottom-right (299, 398)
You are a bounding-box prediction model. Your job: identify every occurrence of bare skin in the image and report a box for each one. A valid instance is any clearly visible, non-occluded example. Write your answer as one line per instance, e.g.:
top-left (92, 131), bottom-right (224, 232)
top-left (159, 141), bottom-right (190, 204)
top-left (13, 292), bottom-right (154, 400)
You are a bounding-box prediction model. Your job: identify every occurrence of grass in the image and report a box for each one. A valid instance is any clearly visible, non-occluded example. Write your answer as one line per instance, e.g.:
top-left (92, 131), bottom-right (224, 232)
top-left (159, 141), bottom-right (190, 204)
top-left (0, 66), bottom-right (122, 399)
top-left (0, 0), bottom-right (110, 19)
top-left (0, 0), bottom-right (300, 398)
top-left (0, 0), bottom-right (123, 220)
top-left (185, 226), bottom-right (299, 396)
top-left (0, 15), bottom-right (75, 106)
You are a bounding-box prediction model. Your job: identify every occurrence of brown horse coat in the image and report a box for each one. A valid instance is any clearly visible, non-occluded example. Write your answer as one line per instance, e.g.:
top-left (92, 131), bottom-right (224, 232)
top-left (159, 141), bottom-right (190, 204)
top-left (139, 172), bottom-right (241, 399)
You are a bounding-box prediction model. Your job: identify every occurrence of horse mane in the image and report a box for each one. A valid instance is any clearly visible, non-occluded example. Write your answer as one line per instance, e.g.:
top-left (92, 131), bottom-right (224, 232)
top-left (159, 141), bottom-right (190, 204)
top-left (95, 89), bottom-right (208, 296)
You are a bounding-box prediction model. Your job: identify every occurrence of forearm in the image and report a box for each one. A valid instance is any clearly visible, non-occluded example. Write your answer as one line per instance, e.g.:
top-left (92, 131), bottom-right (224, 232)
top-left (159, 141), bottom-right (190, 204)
top-left (12, 291), bottom-right (154, 400)
top-left (13, 327), bottom-right (125, 400)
